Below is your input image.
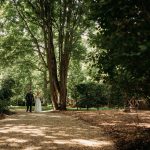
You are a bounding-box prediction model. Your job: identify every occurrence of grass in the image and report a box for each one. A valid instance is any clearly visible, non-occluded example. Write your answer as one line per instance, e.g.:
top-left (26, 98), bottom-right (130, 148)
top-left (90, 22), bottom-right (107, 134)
top-left (9, 105), bottom-right (53, 111)
top-left (67, 106), bottom-right (114, 111)
top-left (9, 105), bottom-right (115, 112)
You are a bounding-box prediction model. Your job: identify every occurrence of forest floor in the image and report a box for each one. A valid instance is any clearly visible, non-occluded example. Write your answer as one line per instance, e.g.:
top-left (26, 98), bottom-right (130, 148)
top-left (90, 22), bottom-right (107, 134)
top-left (0, 109), bottom-right (115, 150)
top-left (0, 109), bottom-right (150, 150)
top-left (62, 109), bottom-right (150, 150)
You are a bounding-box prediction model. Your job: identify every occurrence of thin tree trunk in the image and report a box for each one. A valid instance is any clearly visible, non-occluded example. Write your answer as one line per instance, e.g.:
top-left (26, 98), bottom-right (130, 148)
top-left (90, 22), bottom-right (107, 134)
top-left (43, 70), bottom-right (49, 104)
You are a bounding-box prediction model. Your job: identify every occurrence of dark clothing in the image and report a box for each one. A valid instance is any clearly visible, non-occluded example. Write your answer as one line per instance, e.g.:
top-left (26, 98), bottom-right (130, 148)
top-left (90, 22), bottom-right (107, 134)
top-left (25, 92), bottom-right (34, 112)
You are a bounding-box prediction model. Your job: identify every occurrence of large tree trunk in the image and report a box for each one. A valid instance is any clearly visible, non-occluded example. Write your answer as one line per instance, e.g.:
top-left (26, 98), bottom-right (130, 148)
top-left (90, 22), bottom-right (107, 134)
top-left (58, 1), bottom-right (73, 110)
top-left (47, 27), bottom-right (60, 110)
top-left (49, 75), bottom-right (59, 110)
top-left (40, 0), bottom-right (60, 110)
top-left (59, 54), bottom-right (69, 110)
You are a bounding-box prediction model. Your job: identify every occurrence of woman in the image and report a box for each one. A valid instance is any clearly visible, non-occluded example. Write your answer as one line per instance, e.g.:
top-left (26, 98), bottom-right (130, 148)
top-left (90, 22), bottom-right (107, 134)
top-left (34, 91), bottom-right (42, 112)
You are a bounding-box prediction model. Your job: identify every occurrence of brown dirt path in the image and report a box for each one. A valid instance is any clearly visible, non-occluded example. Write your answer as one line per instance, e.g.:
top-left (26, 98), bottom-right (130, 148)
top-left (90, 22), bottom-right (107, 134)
top-left (0, 110), bottom-right (115, 150)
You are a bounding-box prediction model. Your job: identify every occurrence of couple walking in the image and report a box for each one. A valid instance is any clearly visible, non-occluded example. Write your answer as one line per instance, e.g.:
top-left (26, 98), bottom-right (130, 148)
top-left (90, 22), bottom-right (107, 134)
top-left (25, 90), bottom-right (42, 112)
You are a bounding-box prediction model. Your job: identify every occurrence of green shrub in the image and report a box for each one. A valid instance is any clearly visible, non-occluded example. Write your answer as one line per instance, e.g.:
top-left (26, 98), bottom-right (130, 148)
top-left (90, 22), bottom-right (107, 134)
top-left (0, 77), bottom-right (15, 113)
top-left (72, 82), bottom-right (107, 109)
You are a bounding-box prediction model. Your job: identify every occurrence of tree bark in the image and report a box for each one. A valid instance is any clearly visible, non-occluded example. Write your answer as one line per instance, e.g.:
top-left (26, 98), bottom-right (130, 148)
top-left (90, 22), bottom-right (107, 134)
top-left (46, 26), bottom-right (60, 110)
top-left (59, 54), bottom-right (69, 110)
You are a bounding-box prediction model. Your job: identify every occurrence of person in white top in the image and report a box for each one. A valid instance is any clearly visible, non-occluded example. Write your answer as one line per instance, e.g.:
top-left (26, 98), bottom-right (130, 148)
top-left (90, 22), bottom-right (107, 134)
top-left (34, 91), bottom-right (42, 112)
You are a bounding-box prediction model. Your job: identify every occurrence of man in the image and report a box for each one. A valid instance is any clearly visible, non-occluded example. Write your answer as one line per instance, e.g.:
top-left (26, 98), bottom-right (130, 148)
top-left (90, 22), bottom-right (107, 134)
top-left (25, 90), bottom-right (34, 112)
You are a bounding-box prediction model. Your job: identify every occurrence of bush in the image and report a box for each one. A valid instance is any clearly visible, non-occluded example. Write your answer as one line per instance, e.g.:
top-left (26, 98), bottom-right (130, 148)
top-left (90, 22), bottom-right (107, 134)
top-left (11, 98), bottom-right (25, 106)
top-left (72, 82), bottom-right (108, 109)
top-left (0, 77), bottom-right (15, 113)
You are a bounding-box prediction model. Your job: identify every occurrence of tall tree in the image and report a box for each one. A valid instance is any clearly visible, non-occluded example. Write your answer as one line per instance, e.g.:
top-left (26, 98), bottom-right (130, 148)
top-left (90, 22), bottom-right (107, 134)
top-left (1, 0), bottom-right (88, 110)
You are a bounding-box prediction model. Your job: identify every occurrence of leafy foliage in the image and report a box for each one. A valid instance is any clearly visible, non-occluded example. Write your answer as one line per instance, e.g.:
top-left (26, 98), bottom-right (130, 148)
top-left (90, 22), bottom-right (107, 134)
top-left (0, 77), bottom-right (15, 113)
top-left (0, 0), bottom-right (90, 110)
top-left (72, 82), bottom-right (107, 109)
top-left (88, 0), bottom-right (150, 100)
top-left (0, 1), bottom-right (50, 105)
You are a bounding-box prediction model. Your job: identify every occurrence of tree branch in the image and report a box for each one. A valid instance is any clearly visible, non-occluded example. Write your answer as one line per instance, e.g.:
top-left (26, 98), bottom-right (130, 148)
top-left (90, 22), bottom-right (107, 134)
top-left (12, 0), bottom-right (48, 68)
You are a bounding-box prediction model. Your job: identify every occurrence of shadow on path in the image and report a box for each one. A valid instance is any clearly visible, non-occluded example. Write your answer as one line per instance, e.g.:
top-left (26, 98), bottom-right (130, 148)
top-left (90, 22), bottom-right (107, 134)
top-left (0, 111), bottom-right (115, 150)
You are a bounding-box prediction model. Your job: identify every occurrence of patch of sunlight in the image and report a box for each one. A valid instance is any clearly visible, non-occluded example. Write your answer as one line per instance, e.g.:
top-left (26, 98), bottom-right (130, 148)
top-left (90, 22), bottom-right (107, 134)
top-left (112, 121), bottom-right (123, 123)
top-left (42, 141), bottom-right (52, 144)
top-left (138, 123), bottom-right (150, 128)
top-left (45, 135), bottom-right (57, 139)
top-left (31, 113), bottom-right (46, 116)
top-left (31, 113), bottom-right (62, 118)
top-left (53, 132), bottom-right (70, 137)
top-left (23, 146), bottom-right (41, 150)
top-left (0, 143), bottom-right (6, 146)
top-left (142, 116), bottom-right (150, 119)
top-left (21, 129), bottom-right (45, 136)
top-left (1, 127), bottom-right (11, 130)
top-left (126, 123), bottom-right (139, 126)
top-left (0, 141), bottom-right (6, 144)
top-left (6, 138), bottom-right (28, 143)
top-left (100, 123), bottom-right (116, 126)
top-left (53, 140), bottom-right (71, 144)
top-left (41, 110), bottom-right (52, 112)
top-left (53, 139), bottom-right (113, 147)
top-left (4, 124), bottom-right (14, 127)
top-left (0, 136), bottom-right (8, 140)
top-left (127, 123), bottom-right (150, 128)
top-left (89, 126), bottom-right (100, 129)
top-left (76, 127), bottom-right (88, 131)
top-left (0, 126), bottom-right (46, 136)
top-left (19, 114), bottom-right (27, 117)
top-left (48, 115), bottom-right (62, 118)
top-left (71, 139), bottom-right (113, 147)
top-left (25, 125), bottom-right (36, 128)
top-left (39, 127), bottom-right (49, 130)
top-left (1, 118), bottom-right (19, 121)
top-left (9, 143), bottom-right (20, 147)
top-left (57, 131), bottom-right (70, 137)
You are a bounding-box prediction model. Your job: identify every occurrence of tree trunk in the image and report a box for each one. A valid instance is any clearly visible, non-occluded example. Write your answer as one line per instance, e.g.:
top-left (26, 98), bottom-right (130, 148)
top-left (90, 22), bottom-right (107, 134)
top-left (43, 70), bottom-right (50, 104)
top-left (49, 75), bottom-right (59, 110)
top-left (41, 0), bottom-right (60, 110)
top-left (59, 57), bottom-right (68, 110)
top-left (46, 25), bottom-right (60, 110)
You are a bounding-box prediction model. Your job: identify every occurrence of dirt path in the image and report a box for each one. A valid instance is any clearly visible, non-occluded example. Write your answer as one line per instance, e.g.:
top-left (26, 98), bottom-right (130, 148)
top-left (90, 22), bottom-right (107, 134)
top-left (0, 111), bottom-right (115, 150)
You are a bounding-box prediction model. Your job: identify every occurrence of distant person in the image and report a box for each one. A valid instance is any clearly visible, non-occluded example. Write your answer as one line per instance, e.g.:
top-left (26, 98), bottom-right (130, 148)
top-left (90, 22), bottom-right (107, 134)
top-left (34, 91), bottom-right (42, 112)
top-left (25, 89), bottom-right (34, 112)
